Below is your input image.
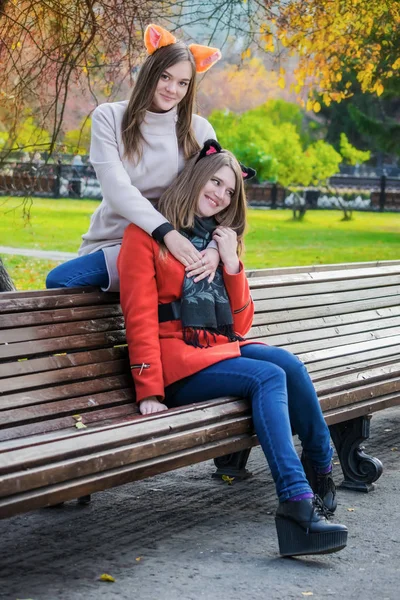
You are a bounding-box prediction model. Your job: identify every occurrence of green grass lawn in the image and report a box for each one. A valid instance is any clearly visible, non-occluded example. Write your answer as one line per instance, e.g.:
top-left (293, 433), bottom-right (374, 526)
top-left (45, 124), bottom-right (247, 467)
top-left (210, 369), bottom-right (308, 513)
top-left (1, 197), bottom-right (399, 290)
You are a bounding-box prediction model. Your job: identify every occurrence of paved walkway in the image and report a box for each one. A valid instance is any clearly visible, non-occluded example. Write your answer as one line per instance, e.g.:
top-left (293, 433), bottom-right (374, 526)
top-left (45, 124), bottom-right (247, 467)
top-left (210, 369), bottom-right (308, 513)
top-left (0, 245), bottom-right (76, 261)
top-left (0, 407), bottom-right (399, 600)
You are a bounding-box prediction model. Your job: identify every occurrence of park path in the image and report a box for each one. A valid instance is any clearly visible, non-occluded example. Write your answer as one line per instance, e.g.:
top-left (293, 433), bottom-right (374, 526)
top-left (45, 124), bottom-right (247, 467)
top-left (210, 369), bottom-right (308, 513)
top-left (0, 407), bottom-right (399, 600)
top-left (0, 245), bottom-right (76, 260)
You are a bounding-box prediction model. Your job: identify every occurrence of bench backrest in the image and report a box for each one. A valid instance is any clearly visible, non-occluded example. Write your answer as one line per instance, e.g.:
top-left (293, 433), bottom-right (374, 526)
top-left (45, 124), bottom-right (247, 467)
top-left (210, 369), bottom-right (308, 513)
top-left (1, 263), bottom-right (400, 441)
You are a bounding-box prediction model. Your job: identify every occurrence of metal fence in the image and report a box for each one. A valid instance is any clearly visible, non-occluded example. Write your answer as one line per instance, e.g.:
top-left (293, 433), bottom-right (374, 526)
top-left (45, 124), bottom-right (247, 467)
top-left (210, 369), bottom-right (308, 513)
top-left (0, 162), bottom-right (102, 200)
top-left (1, 162), bottom-right (400, 211)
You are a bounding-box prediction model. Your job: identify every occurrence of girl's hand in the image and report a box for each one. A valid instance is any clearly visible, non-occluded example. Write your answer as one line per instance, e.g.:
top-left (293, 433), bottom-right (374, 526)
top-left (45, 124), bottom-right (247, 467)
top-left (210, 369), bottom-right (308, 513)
top-left (139, 397), bottom-right (168, 415)
top-left (164, 230), bottom-right (202, 266)
top-left (212, 227), bottom-right (240, 274)
top-left (186, 247), bottom-right (220, 283)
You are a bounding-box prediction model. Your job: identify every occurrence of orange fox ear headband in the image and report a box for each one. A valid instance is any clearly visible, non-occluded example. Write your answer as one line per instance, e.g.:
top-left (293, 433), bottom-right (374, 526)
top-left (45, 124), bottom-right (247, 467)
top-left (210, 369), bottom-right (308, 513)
top-left (144, 24), bottom-right (222, 74)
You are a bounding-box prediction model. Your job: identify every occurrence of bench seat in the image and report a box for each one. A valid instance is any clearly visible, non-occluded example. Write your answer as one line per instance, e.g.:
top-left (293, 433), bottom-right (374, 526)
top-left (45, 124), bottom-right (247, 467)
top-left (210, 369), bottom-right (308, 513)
top-left (1, 261), bottom-right (399, 519)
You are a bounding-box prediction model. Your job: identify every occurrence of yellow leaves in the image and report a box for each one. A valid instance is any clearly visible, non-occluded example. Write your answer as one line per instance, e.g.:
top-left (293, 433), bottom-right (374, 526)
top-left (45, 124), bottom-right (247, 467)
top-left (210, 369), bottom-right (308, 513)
top-left (313, 101), bottom-right (321, 113)
top-left (376, 82), bottom-right (384, 96)
top-left (323, 93), bottom-right (331, 107)
top-left (99, 573), bottom-right (115, 582)
top-left (73, 414), bottom-right (87, 430)
top-left (221, 475), bottom-right (235, 485)
top-left (263, 35), bottom-right (275, 52)
top-left (278, 76), bottom-right (285, 89)
top-left (82, 66), bottom-right (88, 75)
top-left (392, 58), bottom-right (400, 70)
top-left (241, 48), bottom-right (251, 60)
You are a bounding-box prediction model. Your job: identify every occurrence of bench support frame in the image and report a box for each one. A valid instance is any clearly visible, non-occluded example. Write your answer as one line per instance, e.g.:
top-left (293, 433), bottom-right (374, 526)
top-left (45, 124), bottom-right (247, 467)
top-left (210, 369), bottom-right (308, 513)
top-left (330, 415), bottom-right (384, 492)
top-left (213, 449), bottom-right (253, 481)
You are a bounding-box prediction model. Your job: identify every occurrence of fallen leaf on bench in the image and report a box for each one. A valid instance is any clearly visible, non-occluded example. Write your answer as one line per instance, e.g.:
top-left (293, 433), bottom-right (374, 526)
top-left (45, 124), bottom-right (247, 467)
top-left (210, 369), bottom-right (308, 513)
top-left (54, 352), bottom-right (67, 356)
top-left (72, 414), bottom-right (82, 421)
top-left (347, 508), bottom-right (355, 512)
top-left (17, 358), bottom-right (28, 362)
top-left (75, 421), bottom-right (87, 430)
top-left (221, 475), bottom-right (235, 485)
top-left (99, 573), bottom-right (115, 582)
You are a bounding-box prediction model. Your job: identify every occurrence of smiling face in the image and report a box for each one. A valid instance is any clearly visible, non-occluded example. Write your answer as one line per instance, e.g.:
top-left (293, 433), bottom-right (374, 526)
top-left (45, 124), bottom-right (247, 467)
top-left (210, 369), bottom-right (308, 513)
top-left (150, 60), bottom-right (193, 113)
top-left (196, 165), bottom-right (236, 218)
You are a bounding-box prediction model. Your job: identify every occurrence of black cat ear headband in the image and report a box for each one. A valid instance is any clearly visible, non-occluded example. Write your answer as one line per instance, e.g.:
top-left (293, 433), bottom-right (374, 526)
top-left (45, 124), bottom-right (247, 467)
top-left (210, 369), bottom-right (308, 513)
top-left (195, 139), bottom-right (257, 181)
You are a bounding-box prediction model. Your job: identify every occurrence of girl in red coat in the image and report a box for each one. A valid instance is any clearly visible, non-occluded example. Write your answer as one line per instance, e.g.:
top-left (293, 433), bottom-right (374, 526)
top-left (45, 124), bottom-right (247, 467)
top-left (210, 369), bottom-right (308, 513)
top-left (118, 140), bottom-right (348, 558)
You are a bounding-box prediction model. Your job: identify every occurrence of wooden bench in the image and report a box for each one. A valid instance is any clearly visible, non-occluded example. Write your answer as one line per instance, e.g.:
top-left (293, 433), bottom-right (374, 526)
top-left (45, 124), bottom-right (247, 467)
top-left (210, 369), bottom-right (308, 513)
top-left (1, 260), bottom-right (399, 519)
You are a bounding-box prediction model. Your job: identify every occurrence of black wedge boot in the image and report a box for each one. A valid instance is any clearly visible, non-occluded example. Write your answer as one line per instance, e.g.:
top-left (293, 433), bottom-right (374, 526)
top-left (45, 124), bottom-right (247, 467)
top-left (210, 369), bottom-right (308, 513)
top-left (275, 496), bottom-right (348, 557)
top-left (301, 452), bottom-right (337, 514)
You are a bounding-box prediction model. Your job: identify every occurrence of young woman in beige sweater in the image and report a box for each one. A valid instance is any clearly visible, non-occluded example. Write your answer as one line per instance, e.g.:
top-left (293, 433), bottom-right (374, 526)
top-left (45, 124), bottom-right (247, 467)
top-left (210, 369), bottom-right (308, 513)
top-left (46, 24), bottom-right (222, 292)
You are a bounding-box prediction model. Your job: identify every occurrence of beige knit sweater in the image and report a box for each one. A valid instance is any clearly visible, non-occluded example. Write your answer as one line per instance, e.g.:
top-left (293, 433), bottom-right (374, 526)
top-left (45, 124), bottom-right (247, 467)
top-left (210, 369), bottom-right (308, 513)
top-left (79, 100), bottom-right (216, 291)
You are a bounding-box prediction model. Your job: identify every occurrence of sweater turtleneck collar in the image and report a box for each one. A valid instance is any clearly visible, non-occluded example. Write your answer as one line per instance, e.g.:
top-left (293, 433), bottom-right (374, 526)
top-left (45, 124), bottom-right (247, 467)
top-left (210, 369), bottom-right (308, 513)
top-left (141, 106), bottom-right (178, 136)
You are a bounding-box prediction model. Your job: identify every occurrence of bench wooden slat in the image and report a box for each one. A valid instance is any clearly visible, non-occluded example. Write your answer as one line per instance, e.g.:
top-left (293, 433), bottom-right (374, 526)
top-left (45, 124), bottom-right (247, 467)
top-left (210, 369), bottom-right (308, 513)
top-left (0, 329), bottom-right (127, 360)
top-left (0, 402), bottom-right (138, 441)
top-left (267, 326), bottom-right (399, 355)
top-left (0, 417), bottom-right (253, 498)
top-left (0, 396), bottom-right (240, 452)
top-left (0, 359), bottom-right (129, 395)
top-left (1, 316), bottom-right (125, 344)
top-left (306, 344), bottom-right (400, 373)
top-left (0, 388), bottom-right (135, 427)
top-left (253, 285), bottom-right (400, 313)
top-left (315, 363), bottom-right (400, 395)
top-left (0, 374), bottom-right (132, 410)
top-left (0, 304), bottom-right (122, 330)
top-left (0, 434), bottom-right (259, 519)
top-left (0, 291), bottom-right (119, 314)
top-left (246, 260), bottom-right (400, 278)
top-left (0, 346), bottom-right (128, 379)
top-left (298, 335), bottom-right (400, 364)
top-left (323, 391), bottom-right (400, 426)
top-left (250, 316), bottom-right (400, 347)
top-left (319, 377), bottom-right (400, 412)
top-left (248, 306), bottom-right (400, 338)
top-left (252, 296), bottom-right (400, 325)
top-left (0, 399), bottom-right (251, 472)
top-left (251, 274), bottom-right (400, 300)
top-left (248, 264), bottom-right (400, 289)
top-left (311, 353), bottom-right (400, 381)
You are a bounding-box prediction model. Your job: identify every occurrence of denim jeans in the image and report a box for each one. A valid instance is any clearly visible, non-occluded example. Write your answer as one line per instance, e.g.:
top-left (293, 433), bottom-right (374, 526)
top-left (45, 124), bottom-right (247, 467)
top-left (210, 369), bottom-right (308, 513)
top-left (46, 251), bottom-right (109, 289)
top-left (166, 344), bottom-right (333, 502)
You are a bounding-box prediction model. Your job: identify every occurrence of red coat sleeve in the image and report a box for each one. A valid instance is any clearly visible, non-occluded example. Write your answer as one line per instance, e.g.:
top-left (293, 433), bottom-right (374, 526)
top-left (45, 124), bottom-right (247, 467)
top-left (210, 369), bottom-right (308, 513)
top-left (118, 224), bottom-right (165, 403)
top-left (223, 262), bottom-right (254, 337)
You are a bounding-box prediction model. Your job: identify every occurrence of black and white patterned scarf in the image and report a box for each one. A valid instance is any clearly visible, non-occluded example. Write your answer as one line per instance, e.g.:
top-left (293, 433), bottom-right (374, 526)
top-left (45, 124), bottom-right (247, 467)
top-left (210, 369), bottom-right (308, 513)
top-left (180, 216), bottom-right (243, 348)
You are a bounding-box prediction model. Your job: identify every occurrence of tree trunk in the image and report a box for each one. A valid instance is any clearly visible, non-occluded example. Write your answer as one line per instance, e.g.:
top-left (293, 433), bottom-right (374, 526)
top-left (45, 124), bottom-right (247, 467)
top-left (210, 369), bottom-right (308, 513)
top-left (0, 256), bottom-right (15, 291)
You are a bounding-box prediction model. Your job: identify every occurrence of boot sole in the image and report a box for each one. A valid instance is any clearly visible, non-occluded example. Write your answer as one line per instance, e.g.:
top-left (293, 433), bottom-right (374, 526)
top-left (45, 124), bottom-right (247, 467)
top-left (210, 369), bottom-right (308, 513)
top-left (275, 516), bottom-right (348, 557)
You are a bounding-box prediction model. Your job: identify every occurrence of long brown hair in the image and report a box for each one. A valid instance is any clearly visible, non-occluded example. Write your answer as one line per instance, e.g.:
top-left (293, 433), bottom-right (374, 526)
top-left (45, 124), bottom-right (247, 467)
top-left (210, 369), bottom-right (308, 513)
top-left (158, 151), bottom-right (247, 255)
top-left (121, 43), bottom-right (200, 162)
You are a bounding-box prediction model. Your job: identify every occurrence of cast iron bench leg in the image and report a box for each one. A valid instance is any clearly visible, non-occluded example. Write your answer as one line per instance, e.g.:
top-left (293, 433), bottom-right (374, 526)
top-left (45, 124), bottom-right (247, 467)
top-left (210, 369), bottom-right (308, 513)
top-left (329, 415), bottom-right (383, 492)
top-left (213, 449), bottom-right (252, 481)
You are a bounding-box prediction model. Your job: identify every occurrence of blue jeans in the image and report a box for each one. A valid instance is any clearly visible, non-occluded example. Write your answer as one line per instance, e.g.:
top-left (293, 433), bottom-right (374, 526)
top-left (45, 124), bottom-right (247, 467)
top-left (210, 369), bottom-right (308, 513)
top-left (166, 344), bottom-right (333, 502)
top-left (46, 251), bottom-right (109, 289)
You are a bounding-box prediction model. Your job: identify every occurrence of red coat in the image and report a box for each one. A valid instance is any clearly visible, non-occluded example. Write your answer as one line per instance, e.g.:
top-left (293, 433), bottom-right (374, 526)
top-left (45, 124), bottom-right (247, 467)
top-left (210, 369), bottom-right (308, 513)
top-left (118, 224), bottom-right (255, 402)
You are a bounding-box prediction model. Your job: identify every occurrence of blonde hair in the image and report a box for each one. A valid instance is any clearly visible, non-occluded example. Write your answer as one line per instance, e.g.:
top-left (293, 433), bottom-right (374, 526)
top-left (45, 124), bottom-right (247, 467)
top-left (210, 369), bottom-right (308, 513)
top-left (158, 150), bottom-right (247, 255)
top-left (121, 43), bottom-right (200, 162)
